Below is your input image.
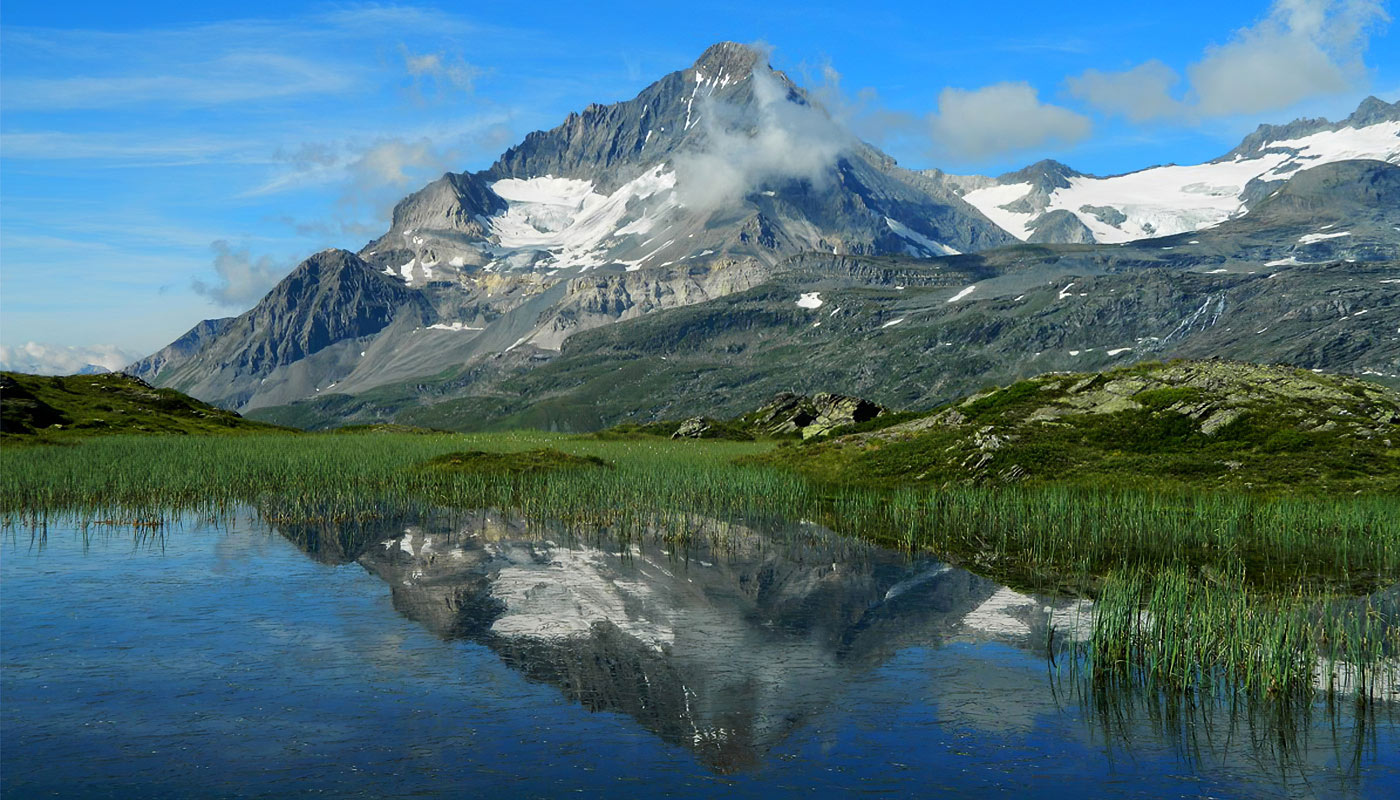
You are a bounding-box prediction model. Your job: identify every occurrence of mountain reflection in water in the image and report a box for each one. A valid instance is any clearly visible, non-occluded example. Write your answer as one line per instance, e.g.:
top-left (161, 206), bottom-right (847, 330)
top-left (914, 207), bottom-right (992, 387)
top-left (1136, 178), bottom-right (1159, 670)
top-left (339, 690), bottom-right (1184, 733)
top-left (282, 509), bottom-right (1093, 771)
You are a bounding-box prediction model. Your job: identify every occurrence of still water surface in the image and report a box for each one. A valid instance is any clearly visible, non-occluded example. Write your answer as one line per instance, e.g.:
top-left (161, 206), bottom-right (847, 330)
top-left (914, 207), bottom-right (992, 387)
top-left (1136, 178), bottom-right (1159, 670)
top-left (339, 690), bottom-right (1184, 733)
top-left (3, 511), bottom-right (1396, 798)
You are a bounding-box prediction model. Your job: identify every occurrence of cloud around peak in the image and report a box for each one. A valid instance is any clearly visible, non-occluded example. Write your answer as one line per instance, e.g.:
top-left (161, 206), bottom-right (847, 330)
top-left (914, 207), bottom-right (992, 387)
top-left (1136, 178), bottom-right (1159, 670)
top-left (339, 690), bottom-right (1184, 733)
top-left (674, 66), bottom-right (853, 211)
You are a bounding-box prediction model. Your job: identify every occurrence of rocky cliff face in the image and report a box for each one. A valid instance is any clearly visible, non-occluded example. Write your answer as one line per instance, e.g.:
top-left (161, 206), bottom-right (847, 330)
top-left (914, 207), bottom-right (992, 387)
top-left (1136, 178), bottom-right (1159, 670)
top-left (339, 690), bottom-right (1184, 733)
top-left (156, 250), bottom-right (435, 408)
top-left (739, 392), bottom-right (886, 438)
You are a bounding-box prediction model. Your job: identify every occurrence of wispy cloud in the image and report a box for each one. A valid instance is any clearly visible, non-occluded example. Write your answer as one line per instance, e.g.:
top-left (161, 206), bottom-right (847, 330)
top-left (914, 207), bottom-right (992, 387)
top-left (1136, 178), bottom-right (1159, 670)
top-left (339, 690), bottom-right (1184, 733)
top-left (239, 117), bottom-right (516, 216)
top-left (808, 64), bottom-right (1090, 163)
top-left (0, 131), bottom-right (274, 165)
top-left (2, 53), bottom-right (355, 111)
top-left (402, 48), bottom-right (483, 99)
top-left (929, 83), bottom-right (1092, 160)
top-left (0, 5), bottom-right (522, 113)
top-left (1066, 61), bottom-right (1186, 123)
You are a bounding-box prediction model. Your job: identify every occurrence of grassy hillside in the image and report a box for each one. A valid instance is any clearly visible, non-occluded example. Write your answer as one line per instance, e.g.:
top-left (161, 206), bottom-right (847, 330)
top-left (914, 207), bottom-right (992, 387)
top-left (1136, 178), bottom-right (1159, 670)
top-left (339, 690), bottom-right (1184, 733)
top-left (1, 371), bottom-right (289, 443)
top-left (758, 360), bottom-right (1400, 494)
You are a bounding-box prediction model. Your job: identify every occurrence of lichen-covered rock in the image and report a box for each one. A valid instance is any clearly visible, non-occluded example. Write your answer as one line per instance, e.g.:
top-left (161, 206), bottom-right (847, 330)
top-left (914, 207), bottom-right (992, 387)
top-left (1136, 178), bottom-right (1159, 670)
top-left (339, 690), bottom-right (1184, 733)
top-left (672, 417), bottom-right (712, 439)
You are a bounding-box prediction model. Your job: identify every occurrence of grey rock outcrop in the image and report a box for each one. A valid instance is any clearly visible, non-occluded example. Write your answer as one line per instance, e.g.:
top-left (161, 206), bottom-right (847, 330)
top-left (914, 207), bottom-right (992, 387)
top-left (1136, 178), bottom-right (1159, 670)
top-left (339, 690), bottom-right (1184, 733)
top-left (672, 417), bottom-right (712, 438)
top-left (745, 392), bottom-right (885, 439)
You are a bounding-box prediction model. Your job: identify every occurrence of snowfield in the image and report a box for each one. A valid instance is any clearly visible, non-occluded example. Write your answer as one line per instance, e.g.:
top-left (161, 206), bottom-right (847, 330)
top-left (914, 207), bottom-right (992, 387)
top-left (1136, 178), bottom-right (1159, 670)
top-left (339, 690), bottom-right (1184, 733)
top-left (959, 120), bottom-right (1400, 244)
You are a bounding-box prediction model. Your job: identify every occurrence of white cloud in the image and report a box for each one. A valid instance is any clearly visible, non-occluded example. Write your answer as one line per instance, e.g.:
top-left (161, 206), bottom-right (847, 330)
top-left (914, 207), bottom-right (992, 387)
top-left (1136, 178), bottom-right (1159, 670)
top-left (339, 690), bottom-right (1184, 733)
top-left (674, 67), bottom-right (852, 212)
top-left (928, 83), bottom-right (1091, 160)
top-left (806, 61), bottom-right (919, 148)
top-left (0, 5), bottom-right (522, 114)
top-left (1066, 61), bottom-right (1185, 122)
top-left (1068, 0), bottom-right (1390, 121)
top-left (0, 342), bottom-right (141, 375)
top-left (1190, 0), bottom-right (1387, 116)
top-left (191, 241), bottom-right (291, 307)
top-left (242, 116), bottom-right (514, 199)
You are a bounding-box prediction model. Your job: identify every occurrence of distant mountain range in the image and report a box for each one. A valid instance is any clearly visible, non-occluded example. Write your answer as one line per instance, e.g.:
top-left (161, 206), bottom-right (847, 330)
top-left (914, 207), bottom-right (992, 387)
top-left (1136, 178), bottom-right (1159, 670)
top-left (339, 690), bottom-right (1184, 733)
top-left (927, 96), bottom-right (1400, 244)
top-left (127, 42), bottom-right (1400, 430)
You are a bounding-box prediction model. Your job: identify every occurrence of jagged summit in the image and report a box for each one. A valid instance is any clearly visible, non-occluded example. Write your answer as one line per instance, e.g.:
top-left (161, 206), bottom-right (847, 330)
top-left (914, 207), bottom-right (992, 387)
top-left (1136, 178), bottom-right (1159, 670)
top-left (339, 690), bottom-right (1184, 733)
top-left (1350, 95), bottom-right (1400, 127)
top-left (996, 159), bottom-right (1083, 191)
top-left (691, 41), bottom-right (764, 77)
top-left (1223, 96), bottom-right (1400, 160)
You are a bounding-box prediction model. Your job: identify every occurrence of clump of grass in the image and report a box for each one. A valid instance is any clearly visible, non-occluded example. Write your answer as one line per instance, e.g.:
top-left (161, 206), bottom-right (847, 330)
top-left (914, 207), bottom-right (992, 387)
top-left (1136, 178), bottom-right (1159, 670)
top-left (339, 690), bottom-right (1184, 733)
top-left (421, 448), bottom-right (610, 475)
top-left (329, 423), bottom-right (451, 435)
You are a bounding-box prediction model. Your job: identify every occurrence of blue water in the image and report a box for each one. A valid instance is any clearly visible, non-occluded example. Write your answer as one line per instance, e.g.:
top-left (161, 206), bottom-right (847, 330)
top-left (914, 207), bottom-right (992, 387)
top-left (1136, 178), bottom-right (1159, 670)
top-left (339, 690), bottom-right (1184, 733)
top-left (3, 515), bottom-right (1396, 798)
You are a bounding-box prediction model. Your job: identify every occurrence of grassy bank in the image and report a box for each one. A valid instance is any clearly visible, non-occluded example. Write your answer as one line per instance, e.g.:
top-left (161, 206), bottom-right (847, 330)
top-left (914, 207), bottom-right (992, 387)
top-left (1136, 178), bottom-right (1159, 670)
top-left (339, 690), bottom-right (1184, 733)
top-left (4, 431), bottom-right (1396, 589)
top-left (1, 372), bottom-right (288, 442)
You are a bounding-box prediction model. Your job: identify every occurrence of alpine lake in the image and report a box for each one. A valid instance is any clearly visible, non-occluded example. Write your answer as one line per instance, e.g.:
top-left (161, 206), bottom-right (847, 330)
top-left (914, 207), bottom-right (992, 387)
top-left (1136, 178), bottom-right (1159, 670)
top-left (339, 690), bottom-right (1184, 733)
top-left (2, 432), bottom-right (1397, 798)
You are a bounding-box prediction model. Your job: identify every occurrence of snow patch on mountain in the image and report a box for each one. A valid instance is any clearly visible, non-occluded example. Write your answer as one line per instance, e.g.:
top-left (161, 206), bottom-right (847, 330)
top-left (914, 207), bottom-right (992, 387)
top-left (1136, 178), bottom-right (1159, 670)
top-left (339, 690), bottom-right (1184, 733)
top-left (947, 285), bottom-right (976, 303)
top-left (485, 166), bottom-right (678, 271)
top-left (1298, 230), bottom-right (1351, 244)
top-left (885, 217), bottom-right (960, 256)
top-left (960, 183), bottom-right (1036, 239)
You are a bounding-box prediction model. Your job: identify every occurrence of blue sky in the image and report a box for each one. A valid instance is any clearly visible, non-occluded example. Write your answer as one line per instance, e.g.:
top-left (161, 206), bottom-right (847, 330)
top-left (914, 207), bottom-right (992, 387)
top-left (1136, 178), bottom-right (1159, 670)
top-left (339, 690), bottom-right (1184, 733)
top-left (2, 0), bottom-right (1396, 371)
